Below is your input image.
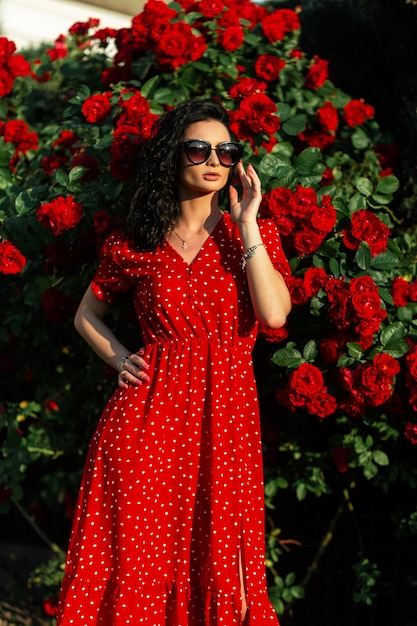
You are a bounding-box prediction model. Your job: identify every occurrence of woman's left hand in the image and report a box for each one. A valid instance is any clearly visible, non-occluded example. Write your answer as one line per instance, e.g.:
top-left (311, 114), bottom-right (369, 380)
top-left (229, 161), bottom-right (263, 225)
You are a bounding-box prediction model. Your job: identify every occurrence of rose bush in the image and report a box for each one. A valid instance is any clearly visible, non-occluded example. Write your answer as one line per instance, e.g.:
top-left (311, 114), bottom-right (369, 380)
top-left (1, 0), bottom-right (417, 621)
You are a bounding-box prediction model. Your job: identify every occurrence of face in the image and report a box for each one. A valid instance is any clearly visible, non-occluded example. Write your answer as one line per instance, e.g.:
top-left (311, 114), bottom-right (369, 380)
top-left (177, 120), bottom-right (236, 200)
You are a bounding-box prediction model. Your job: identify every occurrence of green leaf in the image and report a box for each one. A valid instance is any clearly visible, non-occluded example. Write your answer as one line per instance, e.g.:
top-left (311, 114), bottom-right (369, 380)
top-left (370, 252), bottom-right (399, 270)
top-left (296, 482), bottom-right (307, 501)
top-left (259, 153), bottom-right (292, 177)
top-left (140, 75), bottom-right (159, 99)
top-left (382, 340), bottom-right (409, 359)
top-left (355, 244), bottom-right (372, 270)
top-left (351, 127), bottom-right (371, 150)
top-left (295, 147), bottom-right (321, 175)
top-left (55, 170), bottom-right (69, 186)
top-left (348, 192), bottom-right (367, 213)
top-left (282, 114), bottom-right (307, 136)
top-left (372, 450), bottom-right (389, 466)
top-left (69, 166), bottom-right (87, 183)
top-left (356, 177), bottom-right (374, 196)
top-left (380, 322), bottom-right (405, 347)
top-left (271, 348), bottom-right (304, 368)
top-left (347, 342), bottom-right (363, 359)
top-left (376, 175), bottom-right (399, 194)
top-left (369, 192), bottom-right (393, 206)
top-left (303, 340), bottom-right (318, 362)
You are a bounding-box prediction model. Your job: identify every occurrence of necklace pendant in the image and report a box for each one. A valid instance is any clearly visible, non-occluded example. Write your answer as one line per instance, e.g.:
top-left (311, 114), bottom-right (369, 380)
top-left (181, 241), bottom-right (187, 250)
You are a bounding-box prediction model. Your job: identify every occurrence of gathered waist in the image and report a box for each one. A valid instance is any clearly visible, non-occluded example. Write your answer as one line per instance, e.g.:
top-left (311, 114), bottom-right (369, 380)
top-left (143, 337), bottom-right (254, 356)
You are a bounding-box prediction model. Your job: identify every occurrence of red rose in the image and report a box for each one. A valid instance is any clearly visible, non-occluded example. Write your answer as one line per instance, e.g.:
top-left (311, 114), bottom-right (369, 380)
top-left (317, 101), bottom-right (339, 132)
top-left (255, 54), bottom-right (286, 82)
top-left (0, 240), bottom-right (26, 274)
top-left (43, 598), bottom-right (59, 617)
top-left (52, 129), bottom-right (78, 151)
top-left (304, 56), bottom-right (329, 90)
top-left (287, 276), bottom-right (309, 306)
top-left (229, 93), bottom-right (280, 141)
top-left (289, 363), bottom-right (324, 397)
top-left (303, 267), bottom-right (328, 297)
top-left (258, 324), bottom-right (289, 343)
top-left (351, 291), bottom-right (382, 319)
top-left (36, 196), bottom-right (83, 236)
top-left (333, 447), bottom-right (350, 473)
top-left (69, 18), bottom-right (100, 37)
top-left (310, 203), bottom-right (337, 234)
top-left (229, 78), bottom-right (267, 99)
top-left (46, 399), bottom-right (59, 411)
top-left (0, 69), bottom-right (14, 96)
top-left (93, 211), bottom-right (117, 238)
top-left (409, 281), bottom-right (417, 302)
top-left (260, 187), bottom-right (292, 220)
top-left (373, 353), bottom-right (400, 378)
top-left (307, 390), bottom-right (337, 418)
top-left (3, 119), bottom-right (39, 154)
top-left (154, 22), bottom-right (206, 70)
top-left (199, 0), bottom-right (224, 18)
top-left (320, 332), bottom-right (350, 364)
top-left (343, 99), bottom-right (375, 127)
top-left (405, 422), bottom-right (417, 445)
top-left (41, 155), bottom-right (63, 175)
top-left (344, 209), bottom-right (390, 256)
top-left (81, 93), bottom-right (112, 123)
top-left (110, 133), bottom-right (141, 181)
top-left (392, 277), bottom-right (410, 307)
top-left (8, 54), bottom-right (30, 77)
top-left (261, 9), bottom-right (300, 43)
top-left (293, 230), bottom-right (324, 255)
top-left (217, 26), bottom-right (244, 52)
top-left (326, 286), bottom-right (353, 330)
top-left (46, 35), bottom-right (68, 61)
top-left (298, 128), bottom-right (335, 150)
top-left (349, 275), bottom-right (378, 294)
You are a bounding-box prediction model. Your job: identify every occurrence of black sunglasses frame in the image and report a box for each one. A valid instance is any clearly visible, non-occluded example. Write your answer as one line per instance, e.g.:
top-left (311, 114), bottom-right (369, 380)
top-left (182, 139), bottom-right (243, 168)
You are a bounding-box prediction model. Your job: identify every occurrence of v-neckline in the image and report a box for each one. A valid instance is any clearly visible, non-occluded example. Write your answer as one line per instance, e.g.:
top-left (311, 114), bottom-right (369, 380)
top-left (164, 213), bottom-right (224, 268)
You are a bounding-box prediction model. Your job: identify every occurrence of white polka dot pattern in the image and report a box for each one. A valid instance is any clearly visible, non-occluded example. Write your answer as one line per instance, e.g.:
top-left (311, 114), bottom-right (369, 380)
top-left (56, 214), bottom-right (289, 625)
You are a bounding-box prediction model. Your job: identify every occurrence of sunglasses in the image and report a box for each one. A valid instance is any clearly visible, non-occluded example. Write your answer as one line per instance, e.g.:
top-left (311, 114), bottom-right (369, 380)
top-left (182, 139), bottom-right (243, 168)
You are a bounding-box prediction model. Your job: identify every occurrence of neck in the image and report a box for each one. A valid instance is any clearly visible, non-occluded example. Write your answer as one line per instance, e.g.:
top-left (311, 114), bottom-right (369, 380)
top-left (176, 196), bottom-right (220, 231)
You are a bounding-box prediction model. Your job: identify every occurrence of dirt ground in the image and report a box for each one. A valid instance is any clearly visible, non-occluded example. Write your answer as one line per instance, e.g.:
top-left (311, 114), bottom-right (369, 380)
top-left (0, 544), bottom-right (53, 626)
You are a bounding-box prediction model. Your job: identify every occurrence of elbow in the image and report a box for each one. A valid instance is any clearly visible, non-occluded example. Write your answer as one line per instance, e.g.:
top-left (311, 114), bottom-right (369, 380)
top-left (259, 300), bottom-right (292, 330)
top-left (74, 305), bottom-right (85, 336)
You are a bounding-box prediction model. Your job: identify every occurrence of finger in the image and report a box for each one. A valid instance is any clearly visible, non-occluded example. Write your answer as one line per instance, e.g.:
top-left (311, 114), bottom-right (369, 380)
top-left (120, 356), bottom-right (151, 386)
top-left (229, 184), bottom-right (238, 206)
top-left (129, 352), bottom-right (150, 371)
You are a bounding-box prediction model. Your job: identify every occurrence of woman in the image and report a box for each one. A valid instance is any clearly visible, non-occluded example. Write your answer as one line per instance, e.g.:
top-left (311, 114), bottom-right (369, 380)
top-left (57, 98), bottom-right (291, 625)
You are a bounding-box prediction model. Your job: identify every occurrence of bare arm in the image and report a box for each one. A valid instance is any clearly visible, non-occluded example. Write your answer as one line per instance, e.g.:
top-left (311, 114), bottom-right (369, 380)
top-left (74, 287), bottom-right (150, 388)
top-left (229, 162), bottom-right (292, 329)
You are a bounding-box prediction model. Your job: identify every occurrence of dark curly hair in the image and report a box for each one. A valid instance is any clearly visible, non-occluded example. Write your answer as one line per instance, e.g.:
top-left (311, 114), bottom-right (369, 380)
top-left (123, 98), bottom-right (236, 251)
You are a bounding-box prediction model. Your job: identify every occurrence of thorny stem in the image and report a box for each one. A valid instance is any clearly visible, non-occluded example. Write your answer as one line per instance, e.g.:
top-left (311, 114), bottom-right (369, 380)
top-left (12, 497), bottom-right (65, 557)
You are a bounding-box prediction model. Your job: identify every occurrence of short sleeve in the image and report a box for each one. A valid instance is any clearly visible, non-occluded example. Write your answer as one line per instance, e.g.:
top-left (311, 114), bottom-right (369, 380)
top-left (258, 218), bottom-right (291, 279)
top-left (90, 230), bottom-right (135, 303)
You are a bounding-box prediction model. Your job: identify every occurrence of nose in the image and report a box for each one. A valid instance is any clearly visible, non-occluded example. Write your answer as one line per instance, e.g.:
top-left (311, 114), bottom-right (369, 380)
top-left (207, 147), bottom-right (220, 165)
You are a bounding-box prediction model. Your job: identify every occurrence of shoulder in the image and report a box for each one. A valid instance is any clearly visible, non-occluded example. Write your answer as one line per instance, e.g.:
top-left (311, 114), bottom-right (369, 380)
top-left (99, 229), bottom-right (145, 266)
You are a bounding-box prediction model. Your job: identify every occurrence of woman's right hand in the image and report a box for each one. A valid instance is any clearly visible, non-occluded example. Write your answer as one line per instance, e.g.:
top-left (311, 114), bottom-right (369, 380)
top-left (118, 348), bottom-right (151, 389)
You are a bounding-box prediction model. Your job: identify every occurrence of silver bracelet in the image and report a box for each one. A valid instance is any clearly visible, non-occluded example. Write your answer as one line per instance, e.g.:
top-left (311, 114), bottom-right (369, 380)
top-left (116, 355), bottom-right (130, 373)
top-left (241, 243), bottom-right (266, 270)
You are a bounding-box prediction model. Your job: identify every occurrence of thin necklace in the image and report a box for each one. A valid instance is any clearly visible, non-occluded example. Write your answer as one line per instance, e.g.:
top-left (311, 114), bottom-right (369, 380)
top-left (173, 212), bottom-right (221, 250)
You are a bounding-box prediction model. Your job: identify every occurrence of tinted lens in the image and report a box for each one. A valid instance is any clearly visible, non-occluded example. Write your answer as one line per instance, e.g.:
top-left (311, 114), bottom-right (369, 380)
top-left (183, 140), bottom-right (211, 164)
top-left (183, 140), bottom-right (243, 167)
top-left (216, 142), bottom-right (242, 167)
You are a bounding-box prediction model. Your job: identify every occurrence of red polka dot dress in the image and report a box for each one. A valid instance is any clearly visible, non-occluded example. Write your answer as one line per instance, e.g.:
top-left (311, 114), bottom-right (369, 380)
top-left (57, 213), bottom-right (290, 625)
